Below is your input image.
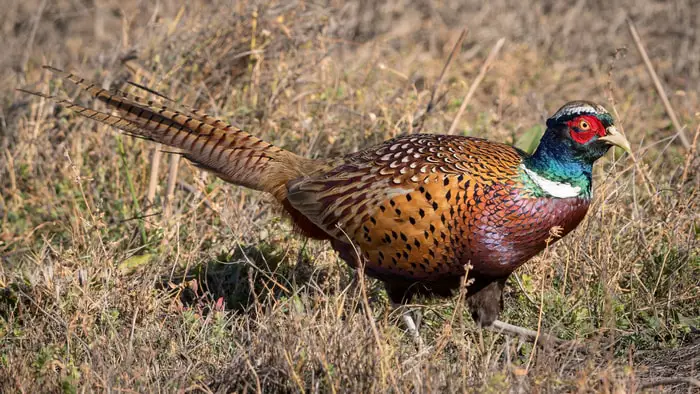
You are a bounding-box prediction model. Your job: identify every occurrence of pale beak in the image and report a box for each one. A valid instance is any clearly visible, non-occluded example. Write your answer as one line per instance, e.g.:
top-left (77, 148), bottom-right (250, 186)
top-left (599, 126), bottom-right (632, 154)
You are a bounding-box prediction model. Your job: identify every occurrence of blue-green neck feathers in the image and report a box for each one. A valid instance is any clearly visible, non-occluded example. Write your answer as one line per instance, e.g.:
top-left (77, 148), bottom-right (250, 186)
top-left (522, 129), bottom-right (593, 198)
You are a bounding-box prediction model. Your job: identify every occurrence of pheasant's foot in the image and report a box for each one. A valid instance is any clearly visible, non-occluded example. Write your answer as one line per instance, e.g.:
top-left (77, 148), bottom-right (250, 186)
top-left (490, 320), bottom-right (566, 347)
top-left (414, 308), bottom-right (423, 332)
top-left (401, 310), bottom-right (424, 348)
top-left (392, 302), bottom-right (424, 348)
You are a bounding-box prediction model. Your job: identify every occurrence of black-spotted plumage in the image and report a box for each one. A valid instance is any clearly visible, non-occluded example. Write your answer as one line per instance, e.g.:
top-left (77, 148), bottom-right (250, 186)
top-left (24, 69), bottom-right (631, 328)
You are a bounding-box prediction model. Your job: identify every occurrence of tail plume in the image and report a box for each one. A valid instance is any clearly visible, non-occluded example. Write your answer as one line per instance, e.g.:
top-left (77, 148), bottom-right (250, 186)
top-left (21, 66), bottom-right (321, 202)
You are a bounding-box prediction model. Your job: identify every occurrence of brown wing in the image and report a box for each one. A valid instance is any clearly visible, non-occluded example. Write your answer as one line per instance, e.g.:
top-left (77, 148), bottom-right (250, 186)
top-left (286, 134), bottom-right (524, 279)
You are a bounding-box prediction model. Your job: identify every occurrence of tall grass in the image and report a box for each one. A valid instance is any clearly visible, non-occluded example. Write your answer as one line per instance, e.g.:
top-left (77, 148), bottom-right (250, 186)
top-left (1, 0), bottom-right (698, 391)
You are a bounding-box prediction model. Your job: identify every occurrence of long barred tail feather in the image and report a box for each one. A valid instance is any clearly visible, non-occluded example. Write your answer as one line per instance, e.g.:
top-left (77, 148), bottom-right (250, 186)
top-left (21, 66), bottom-right (324, 204)
top-left (46, 66), bottom-right (227, 133)
top-left (124, 79), bottom-right (232, 130)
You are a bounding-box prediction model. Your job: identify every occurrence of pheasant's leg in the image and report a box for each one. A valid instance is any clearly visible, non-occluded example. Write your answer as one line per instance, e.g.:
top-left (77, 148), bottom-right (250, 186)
top-left (391, 302), bottom-right (423, 347)
top-left (467, 277), bottom-right (507, 327)
top-left (386, 283), bottom-right (423, 347)
top-left (467, 276), bottom-right (565, 346)
top-left (413, 308), bottom-right (423, 331)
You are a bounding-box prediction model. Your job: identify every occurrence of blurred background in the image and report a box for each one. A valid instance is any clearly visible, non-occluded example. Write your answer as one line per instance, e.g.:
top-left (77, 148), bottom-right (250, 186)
top-left (1, 0), bottom-right (698, 392)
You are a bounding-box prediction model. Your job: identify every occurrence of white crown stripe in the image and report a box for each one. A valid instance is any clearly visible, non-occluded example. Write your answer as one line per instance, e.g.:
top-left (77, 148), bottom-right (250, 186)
top-left (550, 101), bottom-right (609, 121)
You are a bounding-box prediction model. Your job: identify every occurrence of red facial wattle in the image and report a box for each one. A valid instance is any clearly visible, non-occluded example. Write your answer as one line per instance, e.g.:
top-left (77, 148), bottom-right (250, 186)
top-left (567, 115), bottom-right (606, 144)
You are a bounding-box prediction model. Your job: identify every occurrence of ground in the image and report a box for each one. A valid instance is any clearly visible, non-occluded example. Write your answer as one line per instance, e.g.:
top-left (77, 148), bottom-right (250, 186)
top-left (0, 0), bottom-right (698, 392)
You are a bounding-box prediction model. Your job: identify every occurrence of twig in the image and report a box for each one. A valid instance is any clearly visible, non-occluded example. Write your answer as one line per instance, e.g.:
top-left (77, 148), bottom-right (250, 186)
top-left (491, 320), bottom-right (565, 348)
top-left (449, 263), bottom-right (473, 328)
top-left (116, 135), bottom-right (148, 244)
top-left (412, 27), bottom-right (468, 134)
top-left (335, 224), bottom-right (400, 392)
top-left (639, 376), bottom-right (700, 390)
top-left (527, 255), bottom-right (548, 370)
top-left (524, 228), bottom-right (563, 371)
top-left (447, 38), bottom-right (505, 135)
top-left (128, 307), bottom-right (139, 352)
top-left (512, 272), bottom-right (537, 306)
top-left (626, 17), bottom-right (690, 149)
top-left (283, 349), bottom-right (306, 394)
top-left (604, 47), bottom-right (661, 208)
top-left (163, 154), bottom-right (180, 218)
top-left (609, 104), bottom-right (660, 206)
top-left (678, 122), bottom-right (699, 188)
top-left (429, 29), bottom-right (467, 110)
top-left (176, 180), bottom-right (217, 211)
top-left (146, 145), bottom-right (163, 205)
top-left (20, 0), bottom-right (47, 72)
top-left (244, 357), bottom-right (263, 394)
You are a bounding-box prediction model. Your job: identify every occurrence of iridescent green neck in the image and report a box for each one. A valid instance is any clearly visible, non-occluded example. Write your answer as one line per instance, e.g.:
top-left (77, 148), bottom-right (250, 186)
top-left (522, 131), bottom-right (593, 198)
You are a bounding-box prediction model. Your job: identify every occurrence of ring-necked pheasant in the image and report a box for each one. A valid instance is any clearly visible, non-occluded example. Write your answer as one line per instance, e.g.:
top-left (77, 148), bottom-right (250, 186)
top-left (22, 66), bottom-right (631, 342)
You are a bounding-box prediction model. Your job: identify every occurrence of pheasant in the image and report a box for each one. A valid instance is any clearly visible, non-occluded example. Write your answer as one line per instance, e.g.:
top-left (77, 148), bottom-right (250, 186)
top-left (22, 66), bottom-right (631, 342)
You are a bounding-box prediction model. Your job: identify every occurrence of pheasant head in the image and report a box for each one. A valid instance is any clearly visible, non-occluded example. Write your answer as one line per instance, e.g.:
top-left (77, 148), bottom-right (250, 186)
top-left (523, 101), bottom-right (631, 198)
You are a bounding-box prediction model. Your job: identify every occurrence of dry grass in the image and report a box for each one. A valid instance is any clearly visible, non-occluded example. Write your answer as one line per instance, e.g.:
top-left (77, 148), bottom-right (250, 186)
top-left (1, 0), bottom-right (698, 392)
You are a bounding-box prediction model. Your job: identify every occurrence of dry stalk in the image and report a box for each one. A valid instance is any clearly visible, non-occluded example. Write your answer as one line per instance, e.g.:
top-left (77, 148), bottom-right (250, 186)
top-left (626, 17), bottom-right (690, 149)
top-left (525, 226), bottom-right (562, 372)
top-left (604, 51), bottom-right (661, 208)
top-left (412, 27), bottom-right (469, 134)
top-left (139, 62), bottom-right (163, 210)
top-left (20, 0), bottom-right (47, 72)
top-left (336, 224), bottom-right (400, 392)
top-left (244, 357), bottom-right (263, 394)
top-left (678, 122), bottom-right (699, 188)
top-left (513, 272), bottom-right (537, 306)
top-left (177, 181), bottom-right (218, 211)
top-left (146, 145), bottom-right (163, 205)
top-left (283, 349), bottom-right (306, 394)
top-left (3, 148), bottom-right (18, 203)
top-left (450, 263), bottom-right (473, 329)
top-left (639, 376), bottom-right (700, 390)
top-left (163, 153), bottom-right (181, 218)
top-left (447, 37), bottom-right (505, 135)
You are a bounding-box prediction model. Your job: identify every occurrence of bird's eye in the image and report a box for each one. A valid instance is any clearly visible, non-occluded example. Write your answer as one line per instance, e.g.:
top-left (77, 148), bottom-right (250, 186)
top-left (579, 119), bottom-right (590, 130)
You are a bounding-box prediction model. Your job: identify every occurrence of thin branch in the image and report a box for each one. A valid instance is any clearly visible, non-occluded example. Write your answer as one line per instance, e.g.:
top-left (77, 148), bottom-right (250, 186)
top-left (626, 17), bottom-right (690, 149)
top-left (146, 145), bottom-right (163, 205)
top-left (491, 320), bottom-right (563, 347)
top-left (163, 154), bottom-right (180, 218)
top-left (607, 100), bottom-right (660, 207)
top-left (639, 376), bottom-right (700, 390)
top-left (604, 47), bottom-right (661, 207)
top-left (335, 224), bottom-right (400, 391)
top-left (20, 0), bottom-right (47, 72)
top-left (176, 180), bottom-right (217, 211)
top-left (512, 272), bottom-right (537, 306)
top-left (678, 123), bottom-right (699, 188)
top-left (448, 37), bottom-right (505, 135)
top-left (413, 27), bottom-right (468, 133)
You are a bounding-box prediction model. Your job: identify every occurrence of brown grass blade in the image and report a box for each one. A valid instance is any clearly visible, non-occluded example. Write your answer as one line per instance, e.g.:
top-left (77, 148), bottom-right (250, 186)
top-left (447, 37), bottom-right (505, 136)
top-left (626, 17), bottom-right (690, 150)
